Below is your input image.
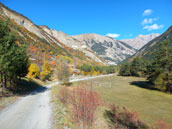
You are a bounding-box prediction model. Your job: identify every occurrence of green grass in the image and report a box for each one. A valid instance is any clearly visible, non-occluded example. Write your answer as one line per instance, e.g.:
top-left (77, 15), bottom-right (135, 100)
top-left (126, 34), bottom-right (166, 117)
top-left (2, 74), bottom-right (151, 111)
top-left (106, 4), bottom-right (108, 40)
top-left (77, 75), bottom-right (172, 128)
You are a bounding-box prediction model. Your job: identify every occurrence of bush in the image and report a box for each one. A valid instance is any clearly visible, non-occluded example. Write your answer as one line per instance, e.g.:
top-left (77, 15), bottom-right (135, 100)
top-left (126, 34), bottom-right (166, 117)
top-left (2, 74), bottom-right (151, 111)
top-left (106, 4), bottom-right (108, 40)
top-left (70, 83), bottom-right (100, 129)
top-left (105, 104), bottom-right (148, 129)
top-left (153, 120), bottom-right (169, 129)
top-left (57, 63), bottom-right (70, 84)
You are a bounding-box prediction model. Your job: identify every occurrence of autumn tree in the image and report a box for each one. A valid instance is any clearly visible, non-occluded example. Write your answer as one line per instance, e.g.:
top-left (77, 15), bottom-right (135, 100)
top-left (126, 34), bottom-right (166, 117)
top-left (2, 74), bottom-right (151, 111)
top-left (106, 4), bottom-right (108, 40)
top-left (28, 63), bottom-right (40, 78)
top-left (40, 54), bottom-right (52, 80)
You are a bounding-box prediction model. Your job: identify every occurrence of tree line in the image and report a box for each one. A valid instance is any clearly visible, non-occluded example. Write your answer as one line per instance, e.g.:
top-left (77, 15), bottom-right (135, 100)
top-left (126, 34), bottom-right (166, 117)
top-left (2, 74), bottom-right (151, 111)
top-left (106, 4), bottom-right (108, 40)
top-left (119, 40), bottom-right (172, 93)
top-left (79, 64), bottom-right (117, 75)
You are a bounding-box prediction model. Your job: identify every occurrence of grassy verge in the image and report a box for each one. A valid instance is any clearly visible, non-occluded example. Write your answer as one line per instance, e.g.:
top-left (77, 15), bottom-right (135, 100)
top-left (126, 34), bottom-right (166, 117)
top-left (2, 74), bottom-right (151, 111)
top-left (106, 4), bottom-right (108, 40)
top-left (0, 78), bottom-right (46, 110)
top-left (51, 85), bottom-right (73, 129)
top-left (74, 75), bottom-right (172, 128)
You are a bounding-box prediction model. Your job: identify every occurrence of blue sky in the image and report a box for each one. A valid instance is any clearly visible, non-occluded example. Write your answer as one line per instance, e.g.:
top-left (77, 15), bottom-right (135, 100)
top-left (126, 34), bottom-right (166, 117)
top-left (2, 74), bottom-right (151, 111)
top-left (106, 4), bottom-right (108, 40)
top-left (1, 0), bottom-right (172, 39)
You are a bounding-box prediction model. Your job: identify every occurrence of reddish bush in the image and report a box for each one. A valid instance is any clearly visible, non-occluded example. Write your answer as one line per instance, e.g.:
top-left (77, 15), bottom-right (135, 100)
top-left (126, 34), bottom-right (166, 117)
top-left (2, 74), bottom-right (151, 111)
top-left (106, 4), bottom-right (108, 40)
top-left (106, 104), bottom-right (148, 129)
top-left (70, 84), bottom-right (100, 129)
top-left (153, 120), bottom-right (169, 129)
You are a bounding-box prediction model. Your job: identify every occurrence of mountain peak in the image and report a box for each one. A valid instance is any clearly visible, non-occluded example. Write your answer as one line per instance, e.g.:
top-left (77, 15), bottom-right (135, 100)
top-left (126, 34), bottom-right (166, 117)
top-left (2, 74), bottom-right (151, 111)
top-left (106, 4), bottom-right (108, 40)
top-left (121, 33), bottom-right (160, 50)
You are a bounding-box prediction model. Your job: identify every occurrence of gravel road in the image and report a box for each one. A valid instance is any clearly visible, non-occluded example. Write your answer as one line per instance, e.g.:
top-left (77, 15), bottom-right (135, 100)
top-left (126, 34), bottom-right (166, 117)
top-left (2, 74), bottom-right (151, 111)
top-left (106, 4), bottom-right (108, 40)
top-left (0, 74), bottom-right (113, 129)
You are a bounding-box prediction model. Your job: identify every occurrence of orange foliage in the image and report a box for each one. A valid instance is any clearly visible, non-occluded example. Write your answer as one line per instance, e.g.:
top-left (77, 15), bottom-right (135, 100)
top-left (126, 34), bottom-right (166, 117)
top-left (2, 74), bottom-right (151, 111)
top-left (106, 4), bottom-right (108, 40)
top-left (51, 61), bottom-right (56, 66)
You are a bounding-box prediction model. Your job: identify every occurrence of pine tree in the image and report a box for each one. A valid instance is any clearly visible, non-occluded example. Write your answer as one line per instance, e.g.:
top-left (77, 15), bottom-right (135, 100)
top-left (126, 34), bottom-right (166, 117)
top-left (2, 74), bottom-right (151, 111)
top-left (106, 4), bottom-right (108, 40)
top-left (0, 19), bottom-right (29, 90)
top-left (119, 62), bottom-right (131, 76)
top-left (146, 40), bottom-right (172, 92)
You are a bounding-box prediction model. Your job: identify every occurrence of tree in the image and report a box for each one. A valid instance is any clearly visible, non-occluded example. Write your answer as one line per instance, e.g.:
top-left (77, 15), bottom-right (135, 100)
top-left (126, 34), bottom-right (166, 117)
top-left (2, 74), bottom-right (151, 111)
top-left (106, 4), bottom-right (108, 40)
top-left (130, 57), bottom-right (146, 77)
top-left (0, 19), bottom-right (29, 90)
top-left (146, 40), bottom-right (172, 92)
top-left (40, 62), bottom-right (52, 81)
top-left (57, 63), bottom-right (70, 84)
top-left (28, 63), bottom-right (40, 78)
top-left (119, 63), bottom-right (131, 76)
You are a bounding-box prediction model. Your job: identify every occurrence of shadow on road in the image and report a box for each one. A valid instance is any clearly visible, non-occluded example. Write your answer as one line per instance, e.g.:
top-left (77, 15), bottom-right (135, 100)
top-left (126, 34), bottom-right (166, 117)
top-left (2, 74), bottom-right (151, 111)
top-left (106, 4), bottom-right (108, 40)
top-left (0, 79), bottom-right (48, 97)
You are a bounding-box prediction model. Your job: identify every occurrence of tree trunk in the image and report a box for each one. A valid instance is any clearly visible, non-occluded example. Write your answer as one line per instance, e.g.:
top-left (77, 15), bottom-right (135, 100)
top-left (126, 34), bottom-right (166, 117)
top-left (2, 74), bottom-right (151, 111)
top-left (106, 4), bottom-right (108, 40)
top-left (1, 73), bottom-right (3, 93)
top-left (4, 75), bottom-right (7, 88)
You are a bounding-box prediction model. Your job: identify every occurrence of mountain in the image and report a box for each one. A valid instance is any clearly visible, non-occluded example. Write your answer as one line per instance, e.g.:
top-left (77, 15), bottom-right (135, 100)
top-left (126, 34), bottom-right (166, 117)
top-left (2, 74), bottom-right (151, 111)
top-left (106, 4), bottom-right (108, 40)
top-left (133, 26), bottom-right (172, 60)
top-left (0, 3), bottom-right (136, 65)
top-left (0, 3), bottom-right (104, 66)
top-left (121, 33), bottom-right (160, 50)
top-left (73, 34), bottom-right (136, 65)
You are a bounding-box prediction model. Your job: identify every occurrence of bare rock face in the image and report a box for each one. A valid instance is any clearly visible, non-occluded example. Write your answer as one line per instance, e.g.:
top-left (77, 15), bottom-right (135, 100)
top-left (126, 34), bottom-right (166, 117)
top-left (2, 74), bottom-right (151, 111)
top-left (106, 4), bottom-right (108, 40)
top-left (73, 34), bottom-right (136, 65)
top-left (40, 26), bottom-right (103, 63)
top-left (121, 33), bottom-right (160, 50)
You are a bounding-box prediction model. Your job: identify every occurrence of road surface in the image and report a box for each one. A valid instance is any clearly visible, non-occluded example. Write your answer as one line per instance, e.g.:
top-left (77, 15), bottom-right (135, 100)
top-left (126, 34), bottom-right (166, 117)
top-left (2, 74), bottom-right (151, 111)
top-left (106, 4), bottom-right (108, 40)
top-left (0, 74), bottom-right (113, 129)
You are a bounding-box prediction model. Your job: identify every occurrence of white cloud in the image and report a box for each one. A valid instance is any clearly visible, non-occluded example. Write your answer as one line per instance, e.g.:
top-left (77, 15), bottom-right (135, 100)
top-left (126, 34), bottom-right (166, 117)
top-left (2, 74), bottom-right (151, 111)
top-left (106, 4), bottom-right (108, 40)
top-left (143, 24), bottom-right (164, 31)
top-left (143, 9), bottom-right (152, 16)
top-left (106, 33), bottom-right (120, 38)
top-left (141, 18), bottom-right (158, 25)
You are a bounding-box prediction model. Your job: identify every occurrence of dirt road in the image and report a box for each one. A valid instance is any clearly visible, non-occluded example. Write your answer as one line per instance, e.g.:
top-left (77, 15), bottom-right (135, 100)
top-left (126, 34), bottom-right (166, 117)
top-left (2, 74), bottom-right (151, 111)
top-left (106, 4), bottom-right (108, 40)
top-left (0, 74), bottom-right (113, 129)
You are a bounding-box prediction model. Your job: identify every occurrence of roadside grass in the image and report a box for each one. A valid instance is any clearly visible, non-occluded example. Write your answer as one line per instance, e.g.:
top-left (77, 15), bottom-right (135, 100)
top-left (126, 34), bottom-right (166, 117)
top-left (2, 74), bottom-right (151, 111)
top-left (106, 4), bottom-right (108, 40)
top-left (0, 78), bottom-right (45, 110)
top-left (51, 85), bottom-right (73, 129)
top-left (75, 75), bottom-right (172, 128)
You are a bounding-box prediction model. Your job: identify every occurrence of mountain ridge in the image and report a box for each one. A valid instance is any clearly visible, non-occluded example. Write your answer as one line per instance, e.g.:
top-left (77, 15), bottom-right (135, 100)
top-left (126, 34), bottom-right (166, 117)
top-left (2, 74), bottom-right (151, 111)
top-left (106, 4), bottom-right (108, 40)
top-left (73, 33), bottom-right (136, 65)
top-left (121, 33), bottom-right (160, 50)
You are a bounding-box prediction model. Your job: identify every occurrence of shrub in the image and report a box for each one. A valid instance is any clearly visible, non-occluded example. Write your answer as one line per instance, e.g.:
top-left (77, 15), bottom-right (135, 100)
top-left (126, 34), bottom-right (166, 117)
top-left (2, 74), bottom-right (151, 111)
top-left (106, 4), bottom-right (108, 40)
top-left (153, 120), bottom-right (169, 129)
top-left (57, 63), bottom-right (70, 84)
top-left (105, 104), bottom-right (148, 129)
top-left (70, 84), bottom-right (100, 129)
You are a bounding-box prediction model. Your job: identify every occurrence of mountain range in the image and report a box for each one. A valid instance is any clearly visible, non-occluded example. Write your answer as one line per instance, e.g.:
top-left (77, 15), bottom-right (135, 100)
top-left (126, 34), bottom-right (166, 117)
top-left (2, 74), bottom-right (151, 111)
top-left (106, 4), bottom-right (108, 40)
top-left (73, 34), bottom-right (136, 65)
top-left (121, 33), bottom-right (160, 50)
top-left (0, 3), bottom-right (170, 66)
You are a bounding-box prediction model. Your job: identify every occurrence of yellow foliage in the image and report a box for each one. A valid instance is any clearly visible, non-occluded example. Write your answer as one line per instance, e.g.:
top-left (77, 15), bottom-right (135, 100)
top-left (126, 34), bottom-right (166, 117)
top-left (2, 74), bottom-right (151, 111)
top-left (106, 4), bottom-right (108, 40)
top-left (27, 63), bottom-right (40, 78)
top-left (40, 55), bottom-right (52, 80)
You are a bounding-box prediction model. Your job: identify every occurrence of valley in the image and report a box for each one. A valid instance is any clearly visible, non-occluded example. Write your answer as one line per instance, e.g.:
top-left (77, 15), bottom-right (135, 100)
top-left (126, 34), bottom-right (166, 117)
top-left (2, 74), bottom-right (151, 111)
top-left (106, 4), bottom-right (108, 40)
top-left (0, 1), bottom-right (172, 129)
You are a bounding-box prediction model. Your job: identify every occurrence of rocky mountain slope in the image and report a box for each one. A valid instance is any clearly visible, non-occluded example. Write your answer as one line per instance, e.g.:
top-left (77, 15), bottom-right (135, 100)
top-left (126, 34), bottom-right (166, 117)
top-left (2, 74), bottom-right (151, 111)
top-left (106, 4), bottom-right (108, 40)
top-left (0, 3), bottom-right (137, 65)
top-left (133, 26), bottom-right (172, 60)
top-left (73, 34), bottom-right (136, 65)
top-left (0, 3), bottom-right (104, 65)
top-left (121, 33), bottom-right (160, 50)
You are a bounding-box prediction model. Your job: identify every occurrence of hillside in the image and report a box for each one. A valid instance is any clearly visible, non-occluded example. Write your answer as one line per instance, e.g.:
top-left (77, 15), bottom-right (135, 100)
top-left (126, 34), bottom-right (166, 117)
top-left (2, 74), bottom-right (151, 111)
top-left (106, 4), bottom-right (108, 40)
top-left (121, 33), bottom-right (160, 50)
top-left (134, 26), bottom-right (172, 60)
top-left (73, 33), bottom-right (136, 65)
top-left (0, 3), bottom-right (104, 67)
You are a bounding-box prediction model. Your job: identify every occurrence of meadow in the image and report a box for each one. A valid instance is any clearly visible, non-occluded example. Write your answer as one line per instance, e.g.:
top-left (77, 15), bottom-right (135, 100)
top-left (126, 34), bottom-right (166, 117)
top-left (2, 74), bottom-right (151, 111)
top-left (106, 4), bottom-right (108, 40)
top-left (75, 75), bottom-right (172, 127)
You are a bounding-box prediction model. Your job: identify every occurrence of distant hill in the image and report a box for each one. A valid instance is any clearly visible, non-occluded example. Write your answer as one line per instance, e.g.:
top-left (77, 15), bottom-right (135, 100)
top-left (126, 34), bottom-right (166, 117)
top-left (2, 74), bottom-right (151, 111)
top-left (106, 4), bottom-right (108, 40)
top-left (121, 33), bottom-right (160, 50)
top-left (73, 34), bottom-right (136, 65)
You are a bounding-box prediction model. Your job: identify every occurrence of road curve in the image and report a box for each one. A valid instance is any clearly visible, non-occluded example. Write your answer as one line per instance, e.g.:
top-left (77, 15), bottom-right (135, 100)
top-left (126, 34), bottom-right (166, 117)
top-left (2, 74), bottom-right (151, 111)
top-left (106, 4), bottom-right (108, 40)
top-left (0, 74), bottom-right (113, 129)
